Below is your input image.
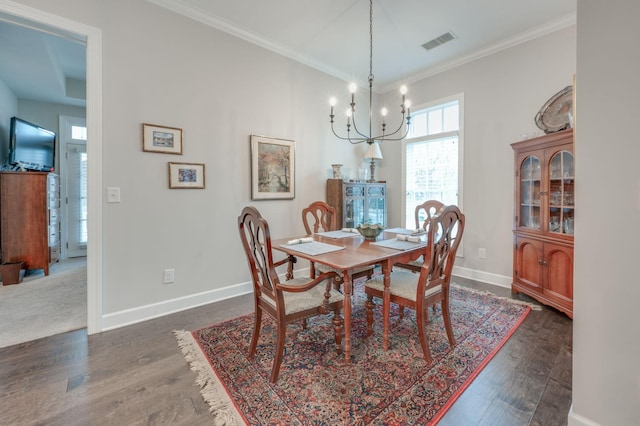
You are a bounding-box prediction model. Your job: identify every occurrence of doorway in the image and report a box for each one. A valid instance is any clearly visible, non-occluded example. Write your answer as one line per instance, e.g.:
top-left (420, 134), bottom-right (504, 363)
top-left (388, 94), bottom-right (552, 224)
top-left (0, 3), bottom-right (103, 335)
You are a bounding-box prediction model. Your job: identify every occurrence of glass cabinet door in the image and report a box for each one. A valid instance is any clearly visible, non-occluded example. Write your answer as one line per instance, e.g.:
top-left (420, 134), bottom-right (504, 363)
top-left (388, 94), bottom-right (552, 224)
top-left (520, 156), bottom-right (541, 230)
top-left (344, 184), bottom-right (365, 228)
top-left (548, 150), bottom-right (574, 235)
top-left (366, 184), bottom-right (386, 226)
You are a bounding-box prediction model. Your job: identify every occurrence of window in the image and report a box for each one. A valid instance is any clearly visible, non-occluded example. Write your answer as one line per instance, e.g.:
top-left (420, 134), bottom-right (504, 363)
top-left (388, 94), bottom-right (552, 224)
top-left (403, 95), bottom-right (463, 229)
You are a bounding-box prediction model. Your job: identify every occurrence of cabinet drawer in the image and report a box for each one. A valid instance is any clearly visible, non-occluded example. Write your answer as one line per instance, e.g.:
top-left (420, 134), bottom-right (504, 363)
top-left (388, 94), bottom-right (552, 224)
top-left (49, 208), bottom-right (59, 224)
top-left (49, 225), bottom-right (60, 245)
top-left (49, 246), bottom-right (60, 263)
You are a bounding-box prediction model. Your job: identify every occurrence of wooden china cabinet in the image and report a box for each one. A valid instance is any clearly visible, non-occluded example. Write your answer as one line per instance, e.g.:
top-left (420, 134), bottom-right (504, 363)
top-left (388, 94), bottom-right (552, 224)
top-left (326, 179), bottom-right (387, 229)
top-left (511, 129), bottom-right (574, 318)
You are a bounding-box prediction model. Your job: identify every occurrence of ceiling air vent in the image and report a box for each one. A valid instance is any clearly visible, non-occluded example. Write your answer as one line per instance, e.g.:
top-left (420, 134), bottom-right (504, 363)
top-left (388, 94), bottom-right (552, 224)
top-left (421, 31), bottom-right (457, 51)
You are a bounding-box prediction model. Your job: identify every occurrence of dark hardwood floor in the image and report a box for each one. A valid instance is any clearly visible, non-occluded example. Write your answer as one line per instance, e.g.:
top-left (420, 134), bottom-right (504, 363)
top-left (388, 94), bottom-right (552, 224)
top-left (0, 278), bottom-right (572, 425)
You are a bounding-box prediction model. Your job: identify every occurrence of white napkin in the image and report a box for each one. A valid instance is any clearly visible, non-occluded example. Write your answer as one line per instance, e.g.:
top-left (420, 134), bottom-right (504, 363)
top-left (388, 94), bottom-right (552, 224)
top-left (341, 228), bottom-right (359, 233)
top-left (397, 234), bottom-right (421, 243)
top-left (287, 237), bottom-right (314, 245)
top-left (411, 228), bottom-right (426, 236)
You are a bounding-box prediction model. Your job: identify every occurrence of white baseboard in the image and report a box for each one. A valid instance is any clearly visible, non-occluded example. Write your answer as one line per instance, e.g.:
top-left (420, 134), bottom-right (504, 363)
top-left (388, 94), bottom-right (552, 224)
top-left (100, 266), bottom-right (510, 332)
top-left (452, 266), bottom-right (512, 288)
top-left (568, 405), bottom-right (601, 426)
top-left (101, 280), bottom-right (253, 331)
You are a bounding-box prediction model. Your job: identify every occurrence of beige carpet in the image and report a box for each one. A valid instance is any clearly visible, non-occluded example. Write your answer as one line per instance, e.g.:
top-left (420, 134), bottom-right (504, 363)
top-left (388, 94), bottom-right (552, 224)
top-left (0, 257), bottom-right (87, 348)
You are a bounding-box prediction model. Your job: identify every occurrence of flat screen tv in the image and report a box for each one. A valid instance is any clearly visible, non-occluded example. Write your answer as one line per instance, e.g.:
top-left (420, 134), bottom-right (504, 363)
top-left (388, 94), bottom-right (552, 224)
top-left (8, 116), bottom-right (56, 172)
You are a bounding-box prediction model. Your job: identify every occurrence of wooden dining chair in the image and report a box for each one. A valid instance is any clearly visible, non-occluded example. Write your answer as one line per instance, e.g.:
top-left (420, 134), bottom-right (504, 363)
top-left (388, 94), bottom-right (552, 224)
top-left (238, 206), bottom-right (344, 383)
top-left (395, 199), bottom-right (445, 274)
top-left (364, 204), bottom-right (465, 363)
top-left (302, 201), bottom-right (375, 286)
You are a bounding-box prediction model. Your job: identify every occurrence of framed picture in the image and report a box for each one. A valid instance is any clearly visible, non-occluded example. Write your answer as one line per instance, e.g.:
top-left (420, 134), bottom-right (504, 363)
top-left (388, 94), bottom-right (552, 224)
top-left (168, 162), bottom-right (205, 189)
top-left (143, 123), bottom-right (183, 154)
top-left (250, 135), bottom-right (295, 200)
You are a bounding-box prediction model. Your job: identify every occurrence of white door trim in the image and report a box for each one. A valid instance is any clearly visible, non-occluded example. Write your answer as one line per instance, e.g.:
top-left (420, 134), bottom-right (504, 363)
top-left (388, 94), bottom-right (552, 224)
top-left (59, 115), bottom-right (87, 259)
top-left (0, 0), bottom-right (104, 334)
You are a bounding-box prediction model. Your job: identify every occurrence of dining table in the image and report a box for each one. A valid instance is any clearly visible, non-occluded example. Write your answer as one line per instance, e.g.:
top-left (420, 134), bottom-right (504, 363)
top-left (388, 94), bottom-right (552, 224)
top-left (272, 228), bottom-right (428, 363)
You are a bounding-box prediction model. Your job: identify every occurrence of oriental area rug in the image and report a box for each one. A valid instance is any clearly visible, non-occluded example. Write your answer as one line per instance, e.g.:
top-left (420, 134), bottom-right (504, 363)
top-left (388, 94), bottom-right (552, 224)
top-left (175, 284), bottom-right (534, 425)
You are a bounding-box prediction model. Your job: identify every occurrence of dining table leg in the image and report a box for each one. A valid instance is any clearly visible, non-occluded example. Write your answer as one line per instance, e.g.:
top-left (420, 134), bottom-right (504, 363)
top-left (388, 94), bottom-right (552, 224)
top-left (382, 260), bottom-right (391, 351)
top-left (343, 271), bottom-right (352, 362)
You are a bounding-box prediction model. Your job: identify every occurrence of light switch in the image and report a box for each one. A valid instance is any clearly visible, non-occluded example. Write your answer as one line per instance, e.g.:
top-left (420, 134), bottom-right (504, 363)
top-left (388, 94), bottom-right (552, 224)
top-left (107, 187), bottom-right (121, 203)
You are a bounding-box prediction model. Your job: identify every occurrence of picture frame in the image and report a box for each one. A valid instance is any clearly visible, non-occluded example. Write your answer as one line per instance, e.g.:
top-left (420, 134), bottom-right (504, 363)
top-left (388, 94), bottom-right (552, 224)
top-left (168, 162), bottom-right (205, 189)
top-left (143, 123), bottom-right (183, 154)
top-left (250, 135), bottom-right (295, 200)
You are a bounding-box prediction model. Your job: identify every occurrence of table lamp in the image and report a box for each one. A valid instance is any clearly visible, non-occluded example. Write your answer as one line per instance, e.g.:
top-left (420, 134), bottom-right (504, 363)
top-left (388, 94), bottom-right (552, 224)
top-left (365, 142), bottom-right (383, 182)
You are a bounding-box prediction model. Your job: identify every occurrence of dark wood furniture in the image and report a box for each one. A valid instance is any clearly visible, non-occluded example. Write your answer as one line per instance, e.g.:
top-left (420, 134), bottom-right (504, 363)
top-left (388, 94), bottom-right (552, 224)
top-left (302, 200), bottom-right (374, 285)
top-left (511, 129), bottom-right (574, 318)
top-left (0, 171), bottom-right (60, 275)
top-left (272, 228), bottom-right (428, 362)
top-left (237, 206), bottom-right (343, 383)
top-left (364, 205), bottom-right (465, 363)
top-left (326, 179), bottom-right (386, 229)
top-left (395, 199), bottom-right (445, 273)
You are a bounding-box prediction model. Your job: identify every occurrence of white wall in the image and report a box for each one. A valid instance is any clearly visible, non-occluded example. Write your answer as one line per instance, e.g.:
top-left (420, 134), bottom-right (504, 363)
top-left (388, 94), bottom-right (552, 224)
top-left (380, 26), bottom-right (576, 283)
top-left (0, 77), bottom-right (17, 162)
top-left (9, 0), bottom-right (363, 321)
top-left (570, 1), bottom-right (640, 425)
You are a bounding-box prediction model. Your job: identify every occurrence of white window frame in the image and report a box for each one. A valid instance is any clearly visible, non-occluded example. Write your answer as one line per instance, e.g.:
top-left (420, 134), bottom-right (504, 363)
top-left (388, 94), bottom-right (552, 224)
top-left (401, 93), bottom-right (464, 254)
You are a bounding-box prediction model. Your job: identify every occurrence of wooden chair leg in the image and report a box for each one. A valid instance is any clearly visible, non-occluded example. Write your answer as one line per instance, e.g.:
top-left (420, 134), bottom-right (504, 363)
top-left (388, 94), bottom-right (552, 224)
top-left (249, 308), bottom-right (262, 357)
top-left (441, 299), bottom-right (455, 347)
top-left (270, 324), bottom-right (287, 383)
top-left (332, 310), bottom-right (343, 355)
top-left (417, 305), bottom-right (432, 364)
top-left (364, 294), bottom-right (375, 336)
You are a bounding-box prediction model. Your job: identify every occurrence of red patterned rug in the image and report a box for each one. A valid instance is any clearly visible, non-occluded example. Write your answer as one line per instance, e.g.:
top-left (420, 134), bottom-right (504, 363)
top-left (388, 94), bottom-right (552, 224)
top-left (176, 284), bottom-right (532, 425)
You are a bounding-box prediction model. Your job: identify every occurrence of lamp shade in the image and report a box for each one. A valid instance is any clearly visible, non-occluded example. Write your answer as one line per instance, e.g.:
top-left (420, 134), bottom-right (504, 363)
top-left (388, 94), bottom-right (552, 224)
top-left (365, 142), bottom-right (383, 160)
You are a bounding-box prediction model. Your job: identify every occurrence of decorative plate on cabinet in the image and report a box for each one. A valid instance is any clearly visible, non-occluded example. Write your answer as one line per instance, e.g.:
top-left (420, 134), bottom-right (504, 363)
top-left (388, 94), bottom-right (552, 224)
top-left (534, 86), bottom-right (573, 134)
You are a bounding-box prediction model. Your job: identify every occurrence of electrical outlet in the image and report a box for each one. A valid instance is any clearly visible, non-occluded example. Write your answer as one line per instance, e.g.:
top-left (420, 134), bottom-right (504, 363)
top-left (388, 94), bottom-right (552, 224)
top-left (478, 248), bottom-right (487, 259)
top-left (163, 269), bottom-right (175, 284)
top-left (107, 187), bottom-right (121, 203)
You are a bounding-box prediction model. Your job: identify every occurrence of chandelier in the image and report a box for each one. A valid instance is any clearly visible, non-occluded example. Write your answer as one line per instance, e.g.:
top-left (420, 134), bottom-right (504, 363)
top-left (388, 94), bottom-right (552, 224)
top-left (329, 0), bottom-right (412, 145)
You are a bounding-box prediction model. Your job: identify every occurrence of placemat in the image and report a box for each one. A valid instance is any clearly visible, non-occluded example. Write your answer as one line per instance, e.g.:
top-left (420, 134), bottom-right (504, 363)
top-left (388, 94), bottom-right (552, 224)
top-left (315, 230), bottom-right (361, 239)
top-left (372, 238), bottom-right (427, 251)
top-left (280, 241), bottom-right (345, 255)
top-left (384, 227), bottom-right (415, 235)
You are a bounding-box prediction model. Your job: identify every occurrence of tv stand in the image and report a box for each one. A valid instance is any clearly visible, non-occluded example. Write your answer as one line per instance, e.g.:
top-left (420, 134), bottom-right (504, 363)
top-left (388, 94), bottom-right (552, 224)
top-left (0, 171), bottom-right (60, 275)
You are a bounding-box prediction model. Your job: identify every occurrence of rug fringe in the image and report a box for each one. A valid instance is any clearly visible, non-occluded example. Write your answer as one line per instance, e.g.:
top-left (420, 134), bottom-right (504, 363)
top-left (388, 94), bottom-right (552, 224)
top-left (174, 330), bottom-right (243, 426)
top-left (451, 283), bottom-right (543, 311)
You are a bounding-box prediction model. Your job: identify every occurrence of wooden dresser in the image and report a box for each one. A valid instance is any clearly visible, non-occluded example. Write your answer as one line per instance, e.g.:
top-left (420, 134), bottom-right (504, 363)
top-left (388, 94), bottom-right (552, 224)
top-left (511, 129), bottom-right (574, 318)
top-left (0, 171), bottom-right (60, 275)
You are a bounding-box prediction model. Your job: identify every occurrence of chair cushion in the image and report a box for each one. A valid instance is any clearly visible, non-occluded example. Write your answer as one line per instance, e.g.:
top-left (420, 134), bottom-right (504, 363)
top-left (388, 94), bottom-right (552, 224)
top-left (364, 270), bottom-right (441, 302)
top-left (316, 263), bottom-right (373, 277)
top-left (264, 277), bottom-right (344, 315)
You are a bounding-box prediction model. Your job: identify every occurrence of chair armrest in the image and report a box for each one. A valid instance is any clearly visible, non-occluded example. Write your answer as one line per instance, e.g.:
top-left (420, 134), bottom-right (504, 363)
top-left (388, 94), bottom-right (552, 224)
top-left (277, 271), bottom-right (340, 293)
top-left (274, 255), bottom-right (297, 280)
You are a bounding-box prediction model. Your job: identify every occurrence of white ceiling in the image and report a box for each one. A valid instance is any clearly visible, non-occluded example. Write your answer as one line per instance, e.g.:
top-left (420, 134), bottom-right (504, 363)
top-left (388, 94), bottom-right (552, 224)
top-left (0, 0), bottom-right (576, 107)
top-left (151, 0), bottom-right (576, 91)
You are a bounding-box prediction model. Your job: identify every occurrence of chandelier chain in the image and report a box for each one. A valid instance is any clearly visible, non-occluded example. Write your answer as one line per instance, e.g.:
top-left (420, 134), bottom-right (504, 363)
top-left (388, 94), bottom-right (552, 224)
top-left (369, 0), bottom-right (373, 80)
top-left (328, 0), bottom-right (412, 145)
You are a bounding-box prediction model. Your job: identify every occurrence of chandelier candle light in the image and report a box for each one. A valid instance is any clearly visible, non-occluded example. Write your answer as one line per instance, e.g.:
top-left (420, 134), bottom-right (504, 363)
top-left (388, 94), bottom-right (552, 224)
top-left (329, 0), bottom-right (412, 150)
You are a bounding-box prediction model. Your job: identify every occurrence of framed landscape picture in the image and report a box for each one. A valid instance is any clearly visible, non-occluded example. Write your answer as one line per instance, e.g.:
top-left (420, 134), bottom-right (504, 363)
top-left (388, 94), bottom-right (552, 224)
top-left (143, 123), bottom-right (183, 154)
top-left (250, 135), bottom-right (295, 200)
top-left (168, 162), bottom-right (205, 189)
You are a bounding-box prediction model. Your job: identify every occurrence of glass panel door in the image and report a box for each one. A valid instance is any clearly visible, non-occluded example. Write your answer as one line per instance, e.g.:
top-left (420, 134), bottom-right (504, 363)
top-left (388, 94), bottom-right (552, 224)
top-left (344, 184), bottom-right (365, 228)
top-left (520, 156), bottom-right (541, 229)
top-left (548, 150), bottom-right (574, 235)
